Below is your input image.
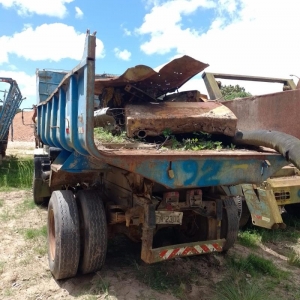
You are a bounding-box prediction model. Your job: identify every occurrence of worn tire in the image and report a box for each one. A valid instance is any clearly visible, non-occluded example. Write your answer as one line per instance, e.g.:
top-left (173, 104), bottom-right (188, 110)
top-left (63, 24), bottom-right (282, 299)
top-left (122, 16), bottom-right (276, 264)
top-left (33, 174), bottom-right (48, 205)
top-left (239, 201), bottom-right (251, 228)
top-left (221, 198), bottom-right (239, 251)
top-left (33, 157), bottom-right (50, 205)
top-left (48, 190), bottom-right (80, 280)
top-left (76, 190), bottom-right (107, 275)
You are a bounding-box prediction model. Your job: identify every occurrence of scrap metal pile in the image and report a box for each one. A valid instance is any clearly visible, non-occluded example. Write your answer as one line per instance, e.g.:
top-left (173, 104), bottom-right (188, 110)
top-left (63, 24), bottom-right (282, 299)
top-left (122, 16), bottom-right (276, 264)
top-left (93, 56), bottom-right (238, 150)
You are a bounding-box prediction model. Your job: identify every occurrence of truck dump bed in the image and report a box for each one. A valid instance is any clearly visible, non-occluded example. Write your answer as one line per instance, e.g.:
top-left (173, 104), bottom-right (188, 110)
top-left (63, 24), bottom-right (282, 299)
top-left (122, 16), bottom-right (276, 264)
top-left (36, 33), bottom-right (289, 189)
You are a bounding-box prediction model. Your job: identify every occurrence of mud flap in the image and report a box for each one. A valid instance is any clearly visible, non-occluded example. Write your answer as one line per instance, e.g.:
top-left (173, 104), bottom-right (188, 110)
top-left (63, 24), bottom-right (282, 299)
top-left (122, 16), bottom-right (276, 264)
top-left (242, 184), bottom-right (284, 229)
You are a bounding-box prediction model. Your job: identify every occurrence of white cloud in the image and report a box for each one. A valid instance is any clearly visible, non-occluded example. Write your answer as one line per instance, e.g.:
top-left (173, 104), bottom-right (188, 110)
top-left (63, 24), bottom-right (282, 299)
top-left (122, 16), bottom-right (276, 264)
top-left (8, 64), bottom-right (18, 70)
top-left (0, 23), bottom-right (105, 64)
top-left (123, 28), bottom-right (131, 36)
top-left (120, 24), bottom-right (132, 36)
top-left (114, 48), bottom-right (131, 61)
top-left (137, 0), bottom-right (216, 54)
top-left (75, 6), bottom-right (83, 19)
top-left (137, 0), bottom-right (300, 95)
top-left (0, 0), bottom-right (73, 18)
top-left (0, 70), bottom-right (36, 107)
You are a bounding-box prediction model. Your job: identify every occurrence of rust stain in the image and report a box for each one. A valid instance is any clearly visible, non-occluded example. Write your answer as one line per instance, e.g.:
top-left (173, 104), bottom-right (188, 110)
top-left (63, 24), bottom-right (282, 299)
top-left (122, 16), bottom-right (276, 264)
top-left (223, 89), bottom-right (300, 140)
top-left (125, 102), bottom-right (237, 137)
top-left (94, 55), bottom-right (208, 96)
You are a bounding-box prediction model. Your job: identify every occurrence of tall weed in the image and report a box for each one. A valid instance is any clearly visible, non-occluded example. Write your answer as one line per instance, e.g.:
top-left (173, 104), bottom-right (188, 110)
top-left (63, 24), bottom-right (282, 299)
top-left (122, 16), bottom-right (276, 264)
top-left (0, 156), bottom-right (33, 189)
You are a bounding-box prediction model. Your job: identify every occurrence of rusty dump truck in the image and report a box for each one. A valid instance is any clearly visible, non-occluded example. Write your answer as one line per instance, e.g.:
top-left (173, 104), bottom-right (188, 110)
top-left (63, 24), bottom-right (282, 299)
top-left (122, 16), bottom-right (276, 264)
top-left (33, 32), bottom-right (300, 280)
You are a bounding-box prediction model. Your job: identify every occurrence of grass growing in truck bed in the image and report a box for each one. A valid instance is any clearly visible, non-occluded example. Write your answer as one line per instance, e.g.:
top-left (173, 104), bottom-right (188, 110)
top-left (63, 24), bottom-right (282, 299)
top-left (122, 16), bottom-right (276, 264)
top-left (94, 126), bottom-right (232, 151)
top-left (162, 130), bottom-right (236, 151)
top-left (94, 127), bottom-right (128, 143)
top-left (0, 156), bottom-right (33, 190)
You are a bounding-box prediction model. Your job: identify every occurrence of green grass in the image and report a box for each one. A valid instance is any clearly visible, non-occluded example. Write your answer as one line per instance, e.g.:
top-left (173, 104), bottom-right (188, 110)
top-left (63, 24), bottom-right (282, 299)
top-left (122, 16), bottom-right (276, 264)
top-left (239, 215), bottom-right (300, 245)
top-left (0, 156), bottom-right (33, 190)
top-left (19, 198), bottom-right (36, 211)
top-left (134, 262), bottom-right (187, 298)
top-left (288, 250), bottom-right (300, 268)
top-left (227, 253), bottom-right (288, 279)
top-left (0, 261), bottom-right (5, 274)
top-left (23, 225), bottom-right (47, 240)
top-left (0, 199), bottom-right (3, 207)
top-left (162, 130), bottom-right (224, 151)
top-left (3, 288), bottom-right (13, 297)
top-left (92, 274), bottom-right (115, 299)
top-left (0, 209), bottom-right (15, 221)
top-left (238, 230), bottom-right (261, 248)
top-left (214, 279), bottom-right (270, 300)
top-left (94, 127), bottom-right (128, 143)
top-left (34, 246), bottom-right (48, 256)
top-left (94, 127), bottom-right (229, 151)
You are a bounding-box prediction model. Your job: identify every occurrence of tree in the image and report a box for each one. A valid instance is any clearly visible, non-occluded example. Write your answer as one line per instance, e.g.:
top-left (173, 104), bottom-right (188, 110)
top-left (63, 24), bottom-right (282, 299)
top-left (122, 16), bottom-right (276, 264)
top-left (220, 84), bottom-right (252, 101)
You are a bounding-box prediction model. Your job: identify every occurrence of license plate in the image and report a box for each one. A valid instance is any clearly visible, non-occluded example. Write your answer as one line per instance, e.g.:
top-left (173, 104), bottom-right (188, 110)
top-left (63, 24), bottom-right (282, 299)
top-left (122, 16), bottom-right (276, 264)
top-left (155, 211), bottom-right (183, 225)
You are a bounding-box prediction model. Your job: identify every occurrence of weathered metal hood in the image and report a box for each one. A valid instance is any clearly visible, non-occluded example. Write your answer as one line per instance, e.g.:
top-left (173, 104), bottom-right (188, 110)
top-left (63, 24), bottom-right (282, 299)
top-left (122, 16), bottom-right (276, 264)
top-left (94, 55), bottom-right (209, 97)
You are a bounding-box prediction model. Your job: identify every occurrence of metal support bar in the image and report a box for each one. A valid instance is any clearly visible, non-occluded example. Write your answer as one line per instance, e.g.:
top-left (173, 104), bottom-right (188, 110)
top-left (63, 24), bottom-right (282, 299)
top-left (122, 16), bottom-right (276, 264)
top-left (202, 72), bottom-right (296, 100)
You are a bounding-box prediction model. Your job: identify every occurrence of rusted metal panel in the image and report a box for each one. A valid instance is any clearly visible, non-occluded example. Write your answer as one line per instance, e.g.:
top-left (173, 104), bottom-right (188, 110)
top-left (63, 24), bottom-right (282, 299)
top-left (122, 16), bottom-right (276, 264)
top-left (163, 90), bottom-right (208, 102)
top-left (95, 55), bottom-right (209, 97)
top-left (201, 72), bottom-right (300, 139)
top-left (125, 102), bottom-right (237, 138)
top-left (50, 170), bottom-right (99, 187)
top-left (223, 89), bottom-right (300, 140)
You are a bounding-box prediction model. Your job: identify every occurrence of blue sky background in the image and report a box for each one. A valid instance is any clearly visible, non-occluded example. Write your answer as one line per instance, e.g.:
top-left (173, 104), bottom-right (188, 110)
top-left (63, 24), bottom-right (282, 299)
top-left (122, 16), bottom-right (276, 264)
top-left (0, 0), bottom-right (300, 108)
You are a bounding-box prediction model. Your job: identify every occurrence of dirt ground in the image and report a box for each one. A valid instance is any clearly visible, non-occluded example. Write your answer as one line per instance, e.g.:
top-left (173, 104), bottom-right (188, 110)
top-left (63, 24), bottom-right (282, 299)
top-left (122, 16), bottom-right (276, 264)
top-left (2, 143), bottom-right (300, 300)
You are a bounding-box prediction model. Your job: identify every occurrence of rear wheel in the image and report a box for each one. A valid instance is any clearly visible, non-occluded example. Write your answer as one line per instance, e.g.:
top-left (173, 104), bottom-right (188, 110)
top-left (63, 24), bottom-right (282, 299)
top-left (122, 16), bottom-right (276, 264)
top-left (221, 198), bottom-right (239, 251)
top-left (48, 190), bottom-right (80, 280)
top-left (76, 190), bottom-right (107, 274)
top-left (239, 201), bottom-right (251, 228)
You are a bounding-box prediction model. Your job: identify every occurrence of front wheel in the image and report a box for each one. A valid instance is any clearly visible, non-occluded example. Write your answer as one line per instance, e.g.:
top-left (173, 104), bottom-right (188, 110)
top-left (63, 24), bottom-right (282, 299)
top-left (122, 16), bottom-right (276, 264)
top-left (48, 190), bottom-right (80, 280)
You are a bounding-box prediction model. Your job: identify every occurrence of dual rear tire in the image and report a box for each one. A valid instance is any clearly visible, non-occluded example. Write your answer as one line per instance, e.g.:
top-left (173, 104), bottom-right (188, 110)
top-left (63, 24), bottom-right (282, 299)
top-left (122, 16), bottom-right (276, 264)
top-left (47, 190), bottom-right (107, 280)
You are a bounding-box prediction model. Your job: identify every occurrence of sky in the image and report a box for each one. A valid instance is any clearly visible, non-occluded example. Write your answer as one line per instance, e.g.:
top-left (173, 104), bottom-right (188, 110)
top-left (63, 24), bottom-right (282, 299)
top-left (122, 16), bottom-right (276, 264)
top-left (0, 0), bottom-right (300, 108)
